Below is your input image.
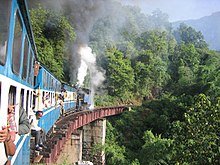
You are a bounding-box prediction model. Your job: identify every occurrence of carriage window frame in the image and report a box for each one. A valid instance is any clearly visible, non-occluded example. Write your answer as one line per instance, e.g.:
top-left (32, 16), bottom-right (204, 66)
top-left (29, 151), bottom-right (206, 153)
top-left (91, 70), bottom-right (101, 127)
top-left (12, 10), bottom-right (23, 75)
top-left (0, 0), bottom-right (11, 66)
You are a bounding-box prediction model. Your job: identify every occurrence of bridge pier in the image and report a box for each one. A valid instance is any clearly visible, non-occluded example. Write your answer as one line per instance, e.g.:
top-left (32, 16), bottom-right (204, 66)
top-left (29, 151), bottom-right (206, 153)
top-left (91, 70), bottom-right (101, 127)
top-left (71, 130), bottom-right (83, 162)
top-left (82, 118), bottom-right (106, 164)
top-left (55, 118), bottom-right (106, 164)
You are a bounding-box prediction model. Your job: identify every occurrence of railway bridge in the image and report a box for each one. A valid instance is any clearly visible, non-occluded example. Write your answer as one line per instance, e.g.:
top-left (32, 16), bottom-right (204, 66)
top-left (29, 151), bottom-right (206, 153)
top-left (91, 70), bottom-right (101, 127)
top-left (33, 106), bottom-right (128, 164)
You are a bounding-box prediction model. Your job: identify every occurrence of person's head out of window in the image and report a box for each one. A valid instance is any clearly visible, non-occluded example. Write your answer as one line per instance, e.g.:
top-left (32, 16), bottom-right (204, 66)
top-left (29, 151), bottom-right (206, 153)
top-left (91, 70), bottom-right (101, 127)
top-left (35, 111), bottom-right (43, 119)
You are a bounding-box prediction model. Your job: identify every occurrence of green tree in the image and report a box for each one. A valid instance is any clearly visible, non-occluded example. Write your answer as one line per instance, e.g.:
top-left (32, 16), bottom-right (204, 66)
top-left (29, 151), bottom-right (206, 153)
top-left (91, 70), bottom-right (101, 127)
top-left (196, 49), bottom-right (220, 98)
top-left (105, 122), bottom-right (126, 165)
top-left (105, 47), bottom-right (134, 100)
top-left (140, 130), bottom-right (173, 165)
top-left (134, 50), bottom-right (170, 99)
top-left (135, 30), bottom-right (169, 61)
top-left (168, 44), bottom-right (200, 93)
top-left (174, 23), bottom-right (208, 49)
top-left (178, 65), bottom-right (195, 86)
top-left (171, 94), bottom-right (220, 164)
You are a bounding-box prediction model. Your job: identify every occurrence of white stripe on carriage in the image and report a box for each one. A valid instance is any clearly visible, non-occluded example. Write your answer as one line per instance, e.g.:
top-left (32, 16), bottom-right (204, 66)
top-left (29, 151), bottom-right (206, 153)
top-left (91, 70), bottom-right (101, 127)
top-left (11, 134), bottom-right (29, 164)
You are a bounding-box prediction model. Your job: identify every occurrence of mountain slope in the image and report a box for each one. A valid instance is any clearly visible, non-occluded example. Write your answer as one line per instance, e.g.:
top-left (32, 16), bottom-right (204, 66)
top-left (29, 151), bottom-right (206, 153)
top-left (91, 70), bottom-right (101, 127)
top-left (172, 12), bottom-right (220, 51)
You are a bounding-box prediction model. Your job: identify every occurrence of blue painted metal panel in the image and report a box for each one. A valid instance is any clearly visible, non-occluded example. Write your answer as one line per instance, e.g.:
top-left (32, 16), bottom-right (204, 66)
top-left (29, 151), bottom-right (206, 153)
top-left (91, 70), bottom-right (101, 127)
top-left (35, 68), bottom-right (43, 89)
top-left (63, 101), bottom-right (76, 112)
top-left (38, 107), bottom-right (60, 133)
top-left (12, 135), bottom-right (30, 165)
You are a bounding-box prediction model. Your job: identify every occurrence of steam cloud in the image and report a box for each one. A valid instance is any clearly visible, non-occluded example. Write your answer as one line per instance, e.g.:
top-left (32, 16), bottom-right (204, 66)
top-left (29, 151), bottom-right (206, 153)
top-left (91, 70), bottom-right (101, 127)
top-left (59, 0), bottom-right (109, 108)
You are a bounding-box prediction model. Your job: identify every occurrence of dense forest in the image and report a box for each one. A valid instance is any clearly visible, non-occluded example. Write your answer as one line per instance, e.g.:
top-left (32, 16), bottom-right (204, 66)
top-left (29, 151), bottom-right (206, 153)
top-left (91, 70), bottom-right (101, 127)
top-left (29, 1), bottom-right (220, 164)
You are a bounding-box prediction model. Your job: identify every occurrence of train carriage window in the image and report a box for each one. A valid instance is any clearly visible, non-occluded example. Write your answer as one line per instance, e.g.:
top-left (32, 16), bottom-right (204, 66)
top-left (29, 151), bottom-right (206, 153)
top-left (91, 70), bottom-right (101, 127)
top-left (30, 91), bottom-right (34, 111)
top-left (49, 77), bottom-right (51, 90)
top-left (20, 89), bottom-right (24, 108)
top-left (47, 74), bottom-right (49, 89)
top-left (51, 79), bottom-right (54, 90)
top-left (28, 55), bottom-right (34, 84)
top-left (30, 91), bottom-right (32, 108)
top-left (22, 37), bottom-right (29, 79)
top-left (47, 76), bottom-right (49, 89)
top-left (42, 91), bottom-right (45, 104)
top-left (12, 11), bottom-right (22, 75)
top-left (26, 90), bottom-right (29, 115)
top-left (47, 77), bottom-right (49, 89)
top-left (50, 92), bottom-right (53, 105)
top-left (54, 80), bottom-right (56, 90)
top-left (43, 71), bottom-right (47, 88)
top-left (0, 0), bottom-right (11, 65)
top-left (8, 86), bottom-right (16, 105)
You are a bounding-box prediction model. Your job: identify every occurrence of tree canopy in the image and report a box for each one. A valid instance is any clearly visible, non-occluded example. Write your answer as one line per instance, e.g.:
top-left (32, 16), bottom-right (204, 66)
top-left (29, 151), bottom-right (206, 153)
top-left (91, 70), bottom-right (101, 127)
top-left (30, 6), bottom-right (75, 81)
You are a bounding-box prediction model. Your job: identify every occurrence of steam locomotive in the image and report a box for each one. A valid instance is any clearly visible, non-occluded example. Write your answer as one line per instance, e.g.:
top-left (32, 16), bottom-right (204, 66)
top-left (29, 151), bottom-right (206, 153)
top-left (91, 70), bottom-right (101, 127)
top-left (0, 0), bottom-right (90, 164)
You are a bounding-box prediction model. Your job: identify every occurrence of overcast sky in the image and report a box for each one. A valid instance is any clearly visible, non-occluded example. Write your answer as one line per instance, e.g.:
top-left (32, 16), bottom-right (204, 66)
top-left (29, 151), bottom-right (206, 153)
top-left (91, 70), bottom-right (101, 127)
top-left (120, 0), bottom-right (220, 22)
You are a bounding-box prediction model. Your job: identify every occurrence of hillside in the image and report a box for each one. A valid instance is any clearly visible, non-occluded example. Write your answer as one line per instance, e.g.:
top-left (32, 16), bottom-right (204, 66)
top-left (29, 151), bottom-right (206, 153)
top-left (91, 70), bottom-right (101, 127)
top-left (172, 12), bottom-right (220, 51)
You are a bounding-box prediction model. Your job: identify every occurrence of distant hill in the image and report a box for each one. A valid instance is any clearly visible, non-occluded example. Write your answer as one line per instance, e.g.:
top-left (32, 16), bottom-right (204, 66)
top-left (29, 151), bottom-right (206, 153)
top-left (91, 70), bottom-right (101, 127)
top-left (172, 12), bottom-right (220, 51)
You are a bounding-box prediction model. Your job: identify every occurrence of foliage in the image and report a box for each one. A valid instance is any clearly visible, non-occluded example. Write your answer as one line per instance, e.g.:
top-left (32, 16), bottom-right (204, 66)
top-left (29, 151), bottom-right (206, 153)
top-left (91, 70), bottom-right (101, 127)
top-left (104, 122), bottom-right (126, 165)
top-left (131, 159), bottom-right (141, 165)
top-left (168, 43), bottom-right (220, 97)
top-left (140, 130), bottom-right (173, 165)
top-left (133, 50), bottom-right (170, 98)
top-left (30, 6), bottom-right (75, 81)
top-left (135, 31), bottom-right (169, 59)
top-left (168, 44), bottom-right (199, 85)
top-left (196, 50), bottom-right (220, 98)
top-left (174, 23), bottom-right (208, 49)
top-left (171, 94), bottom-right (220, 164)
top-left (95, 94), bottom-right (120, 107)
top-left (105, 47), bottom-right (135, 99)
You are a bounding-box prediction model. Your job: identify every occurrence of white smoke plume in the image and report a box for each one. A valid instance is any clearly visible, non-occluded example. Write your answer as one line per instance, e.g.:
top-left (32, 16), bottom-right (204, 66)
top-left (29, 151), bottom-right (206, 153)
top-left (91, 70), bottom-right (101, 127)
top-left (77, 46), bottom-right (96, 86)
top-left (77, 45), bottom-right (105, 108)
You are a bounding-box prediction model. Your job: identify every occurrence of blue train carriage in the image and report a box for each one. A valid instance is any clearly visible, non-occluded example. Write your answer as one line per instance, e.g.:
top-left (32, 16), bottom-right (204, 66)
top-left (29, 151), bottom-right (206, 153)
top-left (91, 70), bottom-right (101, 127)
top-left (0, 0), bottom-right (37, 164)
top-left (61, 82), bottom-right (77, 113)
top-left (33, 63), bottom-right (62, 133)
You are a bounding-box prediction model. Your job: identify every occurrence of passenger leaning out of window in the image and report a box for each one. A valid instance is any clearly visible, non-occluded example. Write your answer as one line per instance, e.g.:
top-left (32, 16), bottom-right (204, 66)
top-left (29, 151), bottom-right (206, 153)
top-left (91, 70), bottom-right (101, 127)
top-left (30, 110), bottom-right (47, 151)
